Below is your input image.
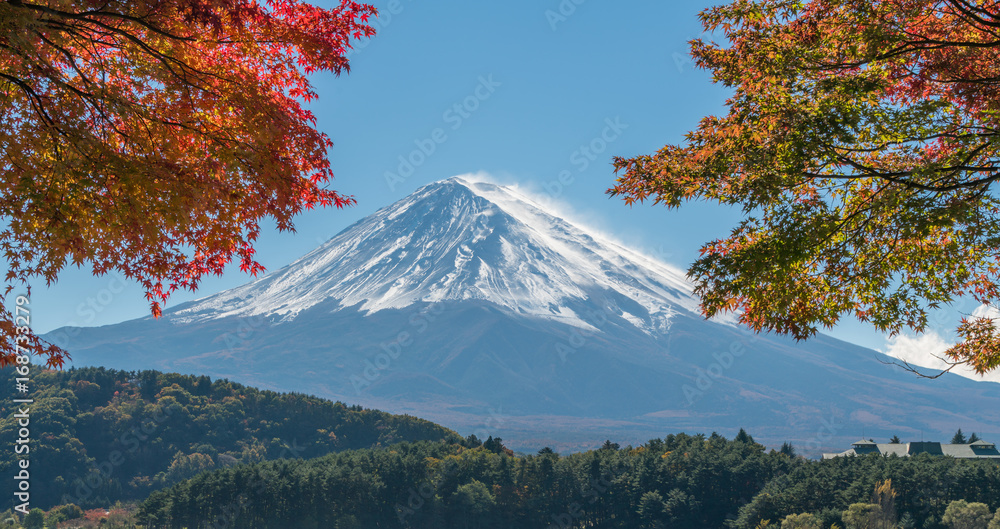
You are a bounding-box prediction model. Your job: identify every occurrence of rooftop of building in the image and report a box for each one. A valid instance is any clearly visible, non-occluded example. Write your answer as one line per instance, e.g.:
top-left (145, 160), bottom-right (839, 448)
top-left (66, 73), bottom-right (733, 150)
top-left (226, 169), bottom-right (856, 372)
top-left (823, 439), bottom-right (999, 460)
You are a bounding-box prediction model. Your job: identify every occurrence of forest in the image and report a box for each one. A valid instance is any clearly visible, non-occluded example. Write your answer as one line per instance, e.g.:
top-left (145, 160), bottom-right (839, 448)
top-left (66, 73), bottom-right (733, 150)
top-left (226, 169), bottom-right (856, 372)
top-left (0, 367), bottom-right (460, 511)
top-left (135, 432), bottom-right (1000, 529)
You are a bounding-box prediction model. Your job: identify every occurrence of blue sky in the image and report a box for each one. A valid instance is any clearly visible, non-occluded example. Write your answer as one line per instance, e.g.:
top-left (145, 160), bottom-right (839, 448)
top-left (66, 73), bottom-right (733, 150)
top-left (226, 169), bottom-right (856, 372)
top-left (27, 0), bottom-right (920, 358)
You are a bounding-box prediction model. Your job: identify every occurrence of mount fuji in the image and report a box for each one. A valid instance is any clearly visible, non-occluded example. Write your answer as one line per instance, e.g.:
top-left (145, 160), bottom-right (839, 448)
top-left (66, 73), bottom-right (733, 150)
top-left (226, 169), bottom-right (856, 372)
top-left (47, 176), bottom-right (1000, 454)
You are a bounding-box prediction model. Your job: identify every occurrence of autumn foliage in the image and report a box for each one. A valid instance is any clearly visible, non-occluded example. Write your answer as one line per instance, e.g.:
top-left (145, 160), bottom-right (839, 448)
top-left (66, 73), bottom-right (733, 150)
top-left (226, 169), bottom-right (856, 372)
top-left (0, 0), bottom-right (375, 365)
top-left (610, 0), bottom-right (1000, 373)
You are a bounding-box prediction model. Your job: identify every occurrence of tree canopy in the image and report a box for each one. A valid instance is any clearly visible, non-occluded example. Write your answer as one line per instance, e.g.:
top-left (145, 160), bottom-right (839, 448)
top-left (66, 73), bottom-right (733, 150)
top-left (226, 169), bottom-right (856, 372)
top-left (941, 500), bottom-right (993, 529)
top-left (0, 0), bottom-right (375, 366)
top-left (609, 0), bottom-right (1000, 374)
top-left (136, 432), bottom-right (1000, 529)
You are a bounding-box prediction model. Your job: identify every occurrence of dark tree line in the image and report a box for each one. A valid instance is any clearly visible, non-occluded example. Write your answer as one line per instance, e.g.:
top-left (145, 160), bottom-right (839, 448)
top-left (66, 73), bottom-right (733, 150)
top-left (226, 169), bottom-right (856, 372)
top-left (138, 431), bottom-right (794, 528)
top-left (137, 432), bottom-right (1000, 529)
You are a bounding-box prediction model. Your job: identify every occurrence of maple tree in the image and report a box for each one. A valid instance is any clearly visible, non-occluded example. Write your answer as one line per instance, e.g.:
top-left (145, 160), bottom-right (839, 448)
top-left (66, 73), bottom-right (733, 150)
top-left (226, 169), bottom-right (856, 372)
top-left (0, 0), bottom-right (375, 366)
top-left (610, 0), bottom-right (1000, 374)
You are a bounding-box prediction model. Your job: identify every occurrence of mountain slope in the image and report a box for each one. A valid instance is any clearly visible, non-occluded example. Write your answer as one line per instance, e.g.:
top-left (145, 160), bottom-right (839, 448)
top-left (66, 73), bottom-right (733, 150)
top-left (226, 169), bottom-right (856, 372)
top-left (46, 176), bottom-right (1000, 454)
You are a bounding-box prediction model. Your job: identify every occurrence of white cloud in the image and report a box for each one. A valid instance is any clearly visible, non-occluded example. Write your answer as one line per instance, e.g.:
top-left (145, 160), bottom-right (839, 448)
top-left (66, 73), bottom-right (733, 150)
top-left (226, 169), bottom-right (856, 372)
top-left (972, 303), bottom-right (1000, 321)
top-left (882, 329), bottom-right (1000, 384)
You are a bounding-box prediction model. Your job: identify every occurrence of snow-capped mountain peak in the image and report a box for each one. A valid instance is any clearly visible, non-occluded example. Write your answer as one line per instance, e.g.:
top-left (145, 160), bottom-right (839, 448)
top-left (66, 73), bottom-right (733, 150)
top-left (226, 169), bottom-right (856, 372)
top-left (170, 176), bottom-right (706, 333)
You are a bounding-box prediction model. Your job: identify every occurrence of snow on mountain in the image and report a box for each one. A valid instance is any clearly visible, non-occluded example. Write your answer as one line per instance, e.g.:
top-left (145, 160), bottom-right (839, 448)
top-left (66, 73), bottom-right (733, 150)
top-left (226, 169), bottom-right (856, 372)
top-left (171, 176), bottom-right (710, 334)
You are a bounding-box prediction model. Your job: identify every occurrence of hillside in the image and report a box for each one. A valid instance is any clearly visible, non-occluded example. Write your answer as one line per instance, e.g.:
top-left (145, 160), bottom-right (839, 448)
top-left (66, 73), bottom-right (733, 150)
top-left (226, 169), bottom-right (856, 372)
top-left (0, 367), bottom-right (460, 511)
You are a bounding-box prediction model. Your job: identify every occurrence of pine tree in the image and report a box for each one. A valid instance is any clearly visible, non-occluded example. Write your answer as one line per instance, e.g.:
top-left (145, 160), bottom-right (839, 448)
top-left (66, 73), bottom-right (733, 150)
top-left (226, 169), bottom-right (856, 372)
top-left (483, 436), bottom-right (508, 455)
top-left (735, 428), bottom-right (755, 444)
top-left (951, 429), bottom-right (968, 444)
